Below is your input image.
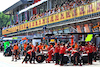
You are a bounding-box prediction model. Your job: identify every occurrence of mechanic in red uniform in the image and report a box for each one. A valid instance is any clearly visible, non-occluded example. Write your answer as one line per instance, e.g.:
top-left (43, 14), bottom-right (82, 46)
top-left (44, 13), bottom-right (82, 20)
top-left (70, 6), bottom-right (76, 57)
top-left (86, 44), bottom-right (93, 64)
top-left (54, 44), bottom-right (60, 65)
top-left (68, 45), bottom-right (82, 66)
top-left (92, 44), bottom-right (97, 62)
top-left (37, 43), bottom-right (42, 53)
top-left (79, 44), bottom-right (88, 65)
top-left (59, 43), bottom-right (66, 66)
top-left (34, 44), bottom-right (38, 52)
top-left (30, 43), bottom-right (34, 48)
top-left (79, 45), bottom-right (86, 53)
top-left (67, 45), bottom-right (75, 55)
top-left (44, 43), bottom-right (48, 50)
top-left (67, 45), bottom-right (74, 52)
top-left (22, 49), bottom-right (32, 64)
top-left (72, 47), bottom-right (82, 66)
top-left (47, 44), bottom-right (52, 51)
top-left (46, 44), bottom-right (54, 63)
top-left (30, 47), bottom-right (36, 64)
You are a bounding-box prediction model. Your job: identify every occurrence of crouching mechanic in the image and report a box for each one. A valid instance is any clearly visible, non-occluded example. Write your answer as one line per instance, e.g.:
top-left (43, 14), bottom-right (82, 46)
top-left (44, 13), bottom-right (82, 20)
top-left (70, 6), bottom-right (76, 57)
top-left (22, 47), bottom-right (36, 64)
top-left (46, 45), bottom-right (54, 63)
top-left (72, 49), bottom-right (82, 66)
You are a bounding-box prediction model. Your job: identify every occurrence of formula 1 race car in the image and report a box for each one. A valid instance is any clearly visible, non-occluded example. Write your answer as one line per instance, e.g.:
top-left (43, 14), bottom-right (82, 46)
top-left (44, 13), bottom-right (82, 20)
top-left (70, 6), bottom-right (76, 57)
top-left (35, 50), bottom-right (69, 63)
top-left (35, 50), bottom-right (88, 64)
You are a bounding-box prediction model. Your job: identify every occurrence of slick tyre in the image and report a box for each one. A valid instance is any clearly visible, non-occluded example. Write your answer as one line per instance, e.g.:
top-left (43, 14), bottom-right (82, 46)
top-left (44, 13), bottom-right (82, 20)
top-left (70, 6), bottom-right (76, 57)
top-left (36, 55), bottom-right (45, 63)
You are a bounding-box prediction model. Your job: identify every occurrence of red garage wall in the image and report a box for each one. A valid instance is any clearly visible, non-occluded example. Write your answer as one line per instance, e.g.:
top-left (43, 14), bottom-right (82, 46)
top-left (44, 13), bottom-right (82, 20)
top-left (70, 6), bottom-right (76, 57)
top-left (33, 0), bottom-right (41, 14)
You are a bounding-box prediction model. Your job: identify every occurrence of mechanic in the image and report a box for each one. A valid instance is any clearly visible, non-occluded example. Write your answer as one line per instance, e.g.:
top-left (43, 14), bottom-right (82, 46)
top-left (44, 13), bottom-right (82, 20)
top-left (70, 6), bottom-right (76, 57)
top-left (37, 43), bottom-right (43, 53)
top-left (72, 47), bottom-right (82, 66)
top-left (35, 44), bottom-right (38, 52)
top-left (30, 43), bottom-right (34, 48)
top-left (85, 43), bottom-right (93, 65)
top-left (42, 43), bottom-right (48, 50)
top-left (54, 44), bottom-right (60, 65)
top-left (59, 43), bottom-right (66, 66)
top-left (92, 44), bottom-right (97, 62)
top-left (23, 42), bottom-right (28, 56)
top-left (13, 44), bottom-right (19, 62)
top-left (46, 44), bottom-right (54, 63)
top-left (30, 45), bottom-right (36, 64)
top-left (22, 49), bottom-right (32, 64)
top-left (26, 43), bottom-right (33, 51)
top-left (47, 44), bottom-right (52, 51)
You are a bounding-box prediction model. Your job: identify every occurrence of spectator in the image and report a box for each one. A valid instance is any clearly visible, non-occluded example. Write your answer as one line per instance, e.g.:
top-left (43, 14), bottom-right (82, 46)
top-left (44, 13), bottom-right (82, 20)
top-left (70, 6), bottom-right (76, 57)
top-left (33, 15), bottom-right (35, 20)
top-left (50, 9), bottom-right (54, 15)
top-left (52, 8), bottom-right (55, 14)
top-left (54, 7), bottom-right (58, 13)
top-left (48, 9), bottom-right (51, 16)
top-left (87, 0), bottom-right (91, 3)
top-left (29, 16), bottom-right (33, 21)
top-left (42, 12), bottom-right (45, 17)
top-left (57, 6), bottom-right (61, 13)
top-left (81, 0), bottom-right (85, 5)
top-left (3, 0), bottom-right (94, 30)
top-left (45, 10), bottom-right (49, 16)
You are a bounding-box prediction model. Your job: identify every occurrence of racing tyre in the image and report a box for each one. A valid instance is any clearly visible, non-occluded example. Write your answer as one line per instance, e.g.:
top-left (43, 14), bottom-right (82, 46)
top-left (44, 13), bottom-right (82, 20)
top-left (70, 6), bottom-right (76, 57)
top-left (36, 55), bottom-right (45, 63)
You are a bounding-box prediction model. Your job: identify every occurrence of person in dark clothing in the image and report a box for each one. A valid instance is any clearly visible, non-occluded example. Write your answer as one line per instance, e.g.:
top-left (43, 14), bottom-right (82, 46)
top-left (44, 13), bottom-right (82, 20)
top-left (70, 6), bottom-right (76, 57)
top-left (86, 44), bottom-right (93, 64)
top-left (30, 46), bottom-right (36, 64)
top-left (13, 44), bottom-right (19, 62)
top-left (88, 52), bottom-right (93, 64)
top-left (59, 44), bottom-right (66, 66)
top-left (73, 52), bottom-right (82, 66)
top-left (54, 44), bottom-right (60, 65)
top-left (22, 49), bottom-right (32, 64)
top-left (92, 44), bottom-right (97, 62)
top-left (68, 45), bottom-right (82, 66)
top-left (26, 43), bottom-right (32, 51)
top-left (23, 42), bottom-right (28, 56)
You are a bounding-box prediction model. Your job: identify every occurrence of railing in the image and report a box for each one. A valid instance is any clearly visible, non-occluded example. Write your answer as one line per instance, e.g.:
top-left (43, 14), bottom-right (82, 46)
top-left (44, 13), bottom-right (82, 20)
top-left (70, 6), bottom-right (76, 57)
top-left (2, 0), bottom-right (100, 35)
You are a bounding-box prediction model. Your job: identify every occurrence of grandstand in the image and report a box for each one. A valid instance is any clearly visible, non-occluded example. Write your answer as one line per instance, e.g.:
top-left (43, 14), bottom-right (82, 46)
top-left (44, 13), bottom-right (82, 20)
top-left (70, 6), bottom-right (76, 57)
top-left (2, 0), bottom-right (100, 39)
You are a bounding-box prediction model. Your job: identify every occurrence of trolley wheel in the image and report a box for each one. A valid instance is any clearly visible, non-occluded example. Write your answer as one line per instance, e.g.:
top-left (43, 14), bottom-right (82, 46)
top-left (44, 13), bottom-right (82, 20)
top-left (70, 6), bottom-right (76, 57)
top-left (36, 55), bottom-right (45, 63)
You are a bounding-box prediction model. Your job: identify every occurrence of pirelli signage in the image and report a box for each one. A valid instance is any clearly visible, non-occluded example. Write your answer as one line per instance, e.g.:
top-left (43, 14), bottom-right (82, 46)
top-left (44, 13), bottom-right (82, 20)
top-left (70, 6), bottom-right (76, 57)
top-left (2, 1), bottom-right (100, 35)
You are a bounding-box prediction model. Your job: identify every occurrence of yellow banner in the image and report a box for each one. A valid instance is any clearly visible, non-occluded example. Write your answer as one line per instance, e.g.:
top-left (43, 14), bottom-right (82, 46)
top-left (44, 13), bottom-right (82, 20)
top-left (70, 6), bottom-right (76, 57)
top-left (2, 1), bottom-right (100, 35)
